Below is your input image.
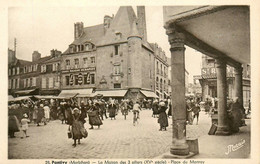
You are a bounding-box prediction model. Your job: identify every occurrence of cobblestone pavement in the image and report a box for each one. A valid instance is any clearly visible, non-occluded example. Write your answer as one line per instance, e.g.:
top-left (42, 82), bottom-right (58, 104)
top-left (8, 110), bottom-right (212, 159)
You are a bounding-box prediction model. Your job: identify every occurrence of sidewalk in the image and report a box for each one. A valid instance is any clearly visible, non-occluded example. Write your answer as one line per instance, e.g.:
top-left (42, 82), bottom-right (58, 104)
top-left (156, 114), bottom-right (250, 159)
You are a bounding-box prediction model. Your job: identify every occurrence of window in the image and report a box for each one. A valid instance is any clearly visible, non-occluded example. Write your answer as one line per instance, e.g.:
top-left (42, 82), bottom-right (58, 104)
top-left (114, 45), bottom-right (119, 55)
top-left (90, 74), bottom-right (95, 84)
top-left (8, 69), bottom-right (11, 76)
top-left (114, 65), bottom-right (121, 75)
top-left (8, 79), bottom-right (11, 89)
top-left (66, 60), bottom-right (70, 69)
top-left (15, 79), bottom-right (18, 89)
top-left (32, 77), bottom-right (36, 86)
top-left (74, 58), bottom-right (79, 68)
top-left (65, 76), bottom-right (70, 86)
top-left (83, 58), bottom-right (88, 66)
top-left (25, 79), bottom-right (29, 87)
top-left (81, 45), bottom-right (84, 51)
top-left (85, 44), bottom-right (90, 51)
top-left (84, 74), bottom-right (89, 84)
top-left (41, 65), bottom-right (46, 72)
top-left (66, 60), bottom-right (70, 66)
top-left (114, 83), bottom-right (121, 88)
top-left (77, 45), bottom-right (81, 52)
top-left (12, 79), bottom-right (15, 89)
top-left (74, 75), bottom-right (79, 85)
top-left (49, 77), bottom-right (53, 88)
top-left (30, 78), bottom-right (32, 87)
top-left (42, 78), bottom-right (46, 88)
top-left (90, 57), bottom-right (95, 64)
top-left (17, 67), bottom-right (19, 75)
top-left (12, 68), bottom-right (15, 75)
top-left (128, 67), bottom-right (131, 74)
top-left (46, 64), bottom-right (52, 72)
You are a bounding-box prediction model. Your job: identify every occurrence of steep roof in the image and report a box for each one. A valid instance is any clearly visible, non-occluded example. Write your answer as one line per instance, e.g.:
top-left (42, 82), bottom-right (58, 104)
top-left (71, 24), bottom-right (104, 45)
top-left (98, 6), bottom-right (137, 45)
top-left (43, 56), bottom-right (61, 64)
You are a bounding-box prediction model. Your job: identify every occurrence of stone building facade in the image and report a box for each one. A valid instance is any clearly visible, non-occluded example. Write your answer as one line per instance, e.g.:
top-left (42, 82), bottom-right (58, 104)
top-left (60, 6), bottom-right (169, 101)
top-left (195, 55), bottom-right (251, 108)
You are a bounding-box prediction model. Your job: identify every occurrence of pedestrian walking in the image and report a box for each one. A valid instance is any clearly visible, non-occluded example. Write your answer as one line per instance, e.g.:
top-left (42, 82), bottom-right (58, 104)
top-left (43, 103), bottom-right (50, 122)
top-left (37, 104), bottom-right (45, 126)
top-left (108, 99), bottom-right (117, 120)
top-left (132, 101), bottom-right (141, 126)
top-left (158, 101), bottom-right (168, 131)
top-left (20, 113), bottom-right (30, 139)
top-left (69, 108), bottom-right (88, 147)
top-left (192, 103), bottom-right (201, 125)
top-left (88, 102), bottom-right (103, 129)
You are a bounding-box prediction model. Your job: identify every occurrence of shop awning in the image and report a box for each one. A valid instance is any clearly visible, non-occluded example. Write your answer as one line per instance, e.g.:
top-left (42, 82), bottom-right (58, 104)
top-left (15, 89), bottom-right (37, 95)
top-left (8, 96), bottom-right (33, 102)
top-left (58, 90), bottom-right (78, 98)
top-left (34, 95), bottom-right (65, 100)
top-left (140, 90), bottom-right (159, 98)
top-left (8, 95), bottom-right (14, 101)
top-left (76, 88), bottom-right (94, 98)
top-left (58, 89), bottom-right (93, 98)
top-left (93, 90), bottom-right (128, 97)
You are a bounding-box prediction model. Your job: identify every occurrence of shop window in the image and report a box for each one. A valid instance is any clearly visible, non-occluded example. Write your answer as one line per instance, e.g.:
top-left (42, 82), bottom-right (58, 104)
top-left (74, 75), bottom-right (79, 85)
top-left (114, 83), bottom-right (121, 88)
top-left (83, 74), bottom-right (89, 84)
top-left (90, 74), bottom-right (95, 84)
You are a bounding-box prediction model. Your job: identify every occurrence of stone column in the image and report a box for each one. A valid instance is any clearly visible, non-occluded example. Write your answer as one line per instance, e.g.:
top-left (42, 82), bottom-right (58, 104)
top-left (234, 64), bottom-right (243, 106)
top-left (166, 28), bottom-right (189, 155)
top-left (215, 58), bottom-right (230, 135)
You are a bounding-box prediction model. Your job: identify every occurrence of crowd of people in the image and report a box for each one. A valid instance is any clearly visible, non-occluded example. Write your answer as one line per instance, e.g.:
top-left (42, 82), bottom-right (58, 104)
top-left (8, 94), bottom-right (248, 146)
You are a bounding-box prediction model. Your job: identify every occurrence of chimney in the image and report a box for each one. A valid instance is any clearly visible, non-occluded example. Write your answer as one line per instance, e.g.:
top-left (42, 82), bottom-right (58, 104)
top-left (74, 22), bottom-right (84, 39)
top-left (32, 51), bottom-right (41, 62)
top-left (104, 15), bottom-right (113, 29)
top-left (137, 6), bottom-right (147, 41)
top-left (8, 49), bottom-right (16, 64)
top-left (51, 49), bottom-right (62, 58)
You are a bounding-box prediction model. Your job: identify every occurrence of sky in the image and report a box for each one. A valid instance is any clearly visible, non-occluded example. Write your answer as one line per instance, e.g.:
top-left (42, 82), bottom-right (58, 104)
top-left (8, 6), bottom-right (202, 83)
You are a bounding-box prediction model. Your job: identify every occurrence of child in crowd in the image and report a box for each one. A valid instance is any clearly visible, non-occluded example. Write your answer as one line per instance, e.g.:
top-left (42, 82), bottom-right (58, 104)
top-left (20, 114), bottom-right (30, 139)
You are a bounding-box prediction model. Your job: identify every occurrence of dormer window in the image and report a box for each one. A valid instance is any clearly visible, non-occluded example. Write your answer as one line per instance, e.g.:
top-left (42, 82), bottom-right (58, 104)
top-left (115, 32), bottom-right (122, 40)
top-left (85, 44), bottom-right (90, 51)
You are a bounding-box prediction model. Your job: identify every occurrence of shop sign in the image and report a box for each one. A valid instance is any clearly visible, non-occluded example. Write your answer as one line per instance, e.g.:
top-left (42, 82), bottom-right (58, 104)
top-left (61, 67), bottom-right (96, 73)
top-left (201, 67), bottom-right (234, 77)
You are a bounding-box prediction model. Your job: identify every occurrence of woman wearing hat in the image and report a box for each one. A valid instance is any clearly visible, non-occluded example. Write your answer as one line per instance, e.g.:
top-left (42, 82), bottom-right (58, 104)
top-left (158, 101), bottom-right (168, 131)
top-left (70, 108), bottom-right (88, 147)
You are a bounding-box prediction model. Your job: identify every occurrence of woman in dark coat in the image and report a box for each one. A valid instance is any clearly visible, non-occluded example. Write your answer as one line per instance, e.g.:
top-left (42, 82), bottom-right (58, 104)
top-left (70, 108), bottom-right (88, 147)
top-left (36, 104), bottom-right (45, 126)
top-left (8, 105), bottom-right (20, 138)
top-left (228, 97), bottom-right (243, 133)
top-left (108, 100), bottom-right (117, 120)
top-left (88, 103), bottom-right (103, 129)
top-left (158, 102), bottom-right (168, 131)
